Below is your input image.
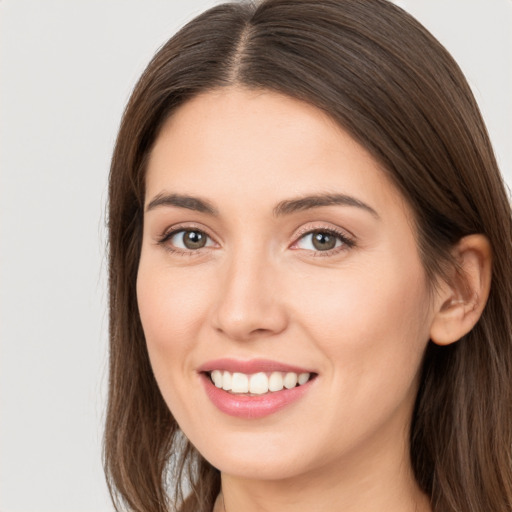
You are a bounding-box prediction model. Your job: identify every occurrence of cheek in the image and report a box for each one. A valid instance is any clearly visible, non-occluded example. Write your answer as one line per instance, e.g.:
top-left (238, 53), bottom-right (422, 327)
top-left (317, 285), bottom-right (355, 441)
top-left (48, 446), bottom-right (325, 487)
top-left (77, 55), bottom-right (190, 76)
top-left (285, 261), bottom-right (431, 447)
top-left (136, 261), bottom-right (214, 398)
top-left (297, 261), bottom-right (427, 327)
top-left (136, 262), bottom-right (213, 422)
top-left (288, 257), bottom-right (432, 383)
top-left (137, 263), bottom-right (210, 343)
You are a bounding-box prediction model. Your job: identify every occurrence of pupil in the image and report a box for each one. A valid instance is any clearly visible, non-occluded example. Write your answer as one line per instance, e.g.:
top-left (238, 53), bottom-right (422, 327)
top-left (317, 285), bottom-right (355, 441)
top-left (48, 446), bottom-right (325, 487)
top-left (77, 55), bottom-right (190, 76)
top-left (312, 231), bottom-right (336, 251)
top-left (184, 231), bottom-right (206, 249)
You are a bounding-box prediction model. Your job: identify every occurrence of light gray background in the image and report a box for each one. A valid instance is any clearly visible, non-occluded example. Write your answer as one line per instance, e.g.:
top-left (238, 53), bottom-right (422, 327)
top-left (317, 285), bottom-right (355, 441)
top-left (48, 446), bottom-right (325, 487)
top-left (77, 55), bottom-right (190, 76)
top-left (1, 1), bottom-right (510, 511)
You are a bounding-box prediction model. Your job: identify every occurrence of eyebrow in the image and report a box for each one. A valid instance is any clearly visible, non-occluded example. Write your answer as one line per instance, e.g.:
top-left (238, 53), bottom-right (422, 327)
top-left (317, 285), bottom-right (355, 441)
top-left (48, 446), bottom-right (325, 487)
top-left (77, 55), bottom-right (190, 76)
top-left (145, 192), bottom-right (379, 218)
top-left (273, 193), bottom-right (379, 218)
top-left (146, 193), bottom-right (218, 215)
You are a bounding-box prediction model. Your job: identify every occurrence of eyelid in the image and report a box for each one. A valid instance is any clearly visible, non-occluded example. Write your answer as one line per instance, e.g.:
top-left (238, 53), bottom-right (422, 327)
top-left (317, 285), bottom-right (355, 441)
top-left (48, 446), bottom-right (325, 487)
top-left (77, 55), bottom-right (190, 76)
top-left (156, 223), bottom-right (219, 255)
top-left (290, 223), bottom-right (356, 255)
top-left (155, 221), bottom-right (356, 257)
top-left (292, 222), bottom-right (354, 240)
top-left (158, 222), bottom-right (212, 240)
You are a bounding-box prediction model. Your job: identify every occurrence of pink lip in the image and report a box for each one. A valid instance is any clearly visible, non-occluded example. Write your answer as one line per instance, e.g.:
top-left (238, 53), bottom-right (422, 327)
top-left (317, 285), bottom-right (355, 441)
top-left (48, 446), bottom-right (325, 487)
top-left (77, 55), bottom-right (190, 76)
top-left (200, 374), bottom-right (315, 419)
top-left (198, 358), bottom-right (317, 419)
top-left (197, 358), bottom-right (314, 374)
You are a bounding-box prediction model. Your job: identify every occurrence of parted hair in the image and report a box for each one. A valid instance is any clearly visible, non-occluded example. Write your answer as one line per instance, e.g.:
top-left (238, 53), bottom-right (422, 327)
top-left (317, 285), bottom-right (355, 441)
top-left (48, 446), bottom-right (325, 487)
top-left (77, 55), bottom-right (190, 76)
top-left (104, 1), bottom-right (512, 511)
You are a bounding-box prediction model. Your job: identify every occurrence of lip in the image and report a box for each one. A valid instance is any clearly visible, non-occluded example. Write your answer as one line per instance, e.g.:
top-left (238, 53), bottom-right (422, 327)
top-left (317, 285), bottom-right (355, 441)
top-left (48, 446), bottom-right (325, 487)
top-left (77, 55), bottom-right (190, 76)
top-left (198, 358), bottom-right (317, 419)
top-left (197, 358), bottom-right (314, 374)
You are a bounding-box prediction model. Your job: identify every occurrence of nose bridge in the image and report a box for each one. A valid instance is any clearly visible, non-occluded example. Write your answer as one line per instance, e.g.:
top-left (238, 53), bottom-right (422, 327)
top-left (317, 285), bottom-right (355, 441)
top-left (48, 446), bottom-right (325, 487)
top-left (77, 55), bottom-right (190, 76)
top-left (212, 240), bottom-right (287, 341)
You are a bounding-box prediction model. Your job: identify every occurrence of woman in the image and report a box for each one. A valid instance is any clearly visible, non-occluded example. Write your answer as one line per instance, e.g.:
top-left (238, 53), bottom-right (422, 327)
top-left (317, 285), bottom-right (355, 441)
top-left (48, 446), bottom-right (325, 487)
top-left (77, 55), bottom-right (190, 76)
top-left (104, 1), bottom-right (512, 511)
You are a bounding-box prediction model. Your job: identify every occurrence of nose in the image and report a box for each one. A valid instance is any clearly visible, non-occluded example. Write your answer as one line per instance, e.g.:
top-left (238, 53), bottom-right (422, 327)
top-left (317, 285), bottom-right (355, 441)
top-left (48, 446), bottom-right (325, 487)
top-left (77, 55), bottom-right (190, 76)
top-left (211, 248), bottom-right (289, 342)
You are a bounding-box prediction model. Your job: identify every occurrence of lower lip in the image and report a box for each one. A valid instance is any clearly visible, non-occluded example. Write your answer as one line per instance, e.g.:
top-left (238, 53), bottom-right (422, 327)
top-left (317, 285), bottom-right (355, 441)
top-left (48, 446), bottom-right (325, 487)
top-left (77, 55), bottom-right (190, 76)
top-left (200, 373), bottom-right (315, 419)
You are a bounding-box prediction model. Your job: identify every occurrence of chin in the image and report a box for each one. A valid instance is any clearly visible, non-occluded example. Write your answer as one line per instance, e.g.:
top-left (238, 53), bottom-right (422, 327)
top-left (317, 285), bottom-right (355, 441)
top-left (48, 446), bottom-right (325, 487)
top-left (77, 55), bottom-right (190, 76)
top-left (209, 453), bottom-right (309, 481)
top-left (189, 429), bottom-right (322, 481)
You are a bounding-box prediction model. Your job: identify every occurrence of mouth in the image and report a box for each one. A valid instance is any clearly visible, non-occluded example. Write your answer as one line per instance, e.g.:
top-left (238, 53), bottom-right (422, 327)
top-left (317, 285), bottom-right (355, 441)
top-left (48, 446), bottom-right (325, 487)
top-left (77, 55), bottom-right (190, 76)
top-left (205, 369), bottom-right (316, 396)
top-left (198, 359), bottom-right (318, 419)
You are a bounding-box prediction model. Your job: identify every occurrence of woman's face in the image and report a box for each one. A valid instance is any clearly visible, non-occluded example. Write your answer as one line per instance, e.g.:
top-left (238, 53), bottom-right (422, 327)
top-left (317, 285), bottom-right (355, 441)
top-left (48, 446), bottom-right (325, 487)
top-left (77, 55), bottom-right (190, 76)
top-left (137, 87), bottom-right (438, 481)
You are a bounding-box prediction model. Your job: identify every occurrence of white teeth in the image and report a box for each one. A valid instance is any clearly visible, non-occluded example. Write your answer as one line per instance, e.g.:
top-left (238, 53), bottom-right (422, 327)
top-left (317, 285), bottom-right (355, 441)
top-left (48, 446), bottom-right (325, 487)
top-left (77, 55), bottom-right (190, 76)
top-left (298, 372), bottom-right (310, 385)
top-left (249, 372), bottom-right (268, 395)
top-left (284, 372), bottom-right (298, 389)
top-left (211, 370), bottom-right (223, 388)
top-left (209, 370), bottom-right (313, 394)
top-left (268, 371), bottom-right (284, 392)
top-left (231, 372), bottom-right (249, 393)
top-left (222, 370), bottom-right (232, 391)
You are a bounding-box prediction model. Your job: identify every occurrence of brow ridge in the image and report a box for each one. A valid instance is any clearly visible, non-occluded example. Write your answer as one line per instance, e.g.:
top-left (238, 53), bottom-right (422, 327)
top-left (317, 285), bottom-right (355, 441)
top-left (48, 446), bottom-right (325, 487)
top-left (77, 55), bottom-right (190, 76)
top-left (273, 193), bottom-right (379, 218)
top-left (145, 192), bottom-right (378, 218)
top-left (145, 193), bottom-right (218, 215)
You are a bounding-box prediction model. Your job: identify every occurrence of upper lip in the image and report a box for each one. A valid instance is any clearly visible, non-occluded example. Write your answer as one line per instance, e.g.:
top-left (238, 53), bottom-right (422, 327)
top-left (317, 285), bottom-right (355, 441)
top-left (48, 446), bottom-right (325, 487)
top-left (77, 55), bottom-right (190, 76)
top-left (197, 358), bottom-right (315, 375)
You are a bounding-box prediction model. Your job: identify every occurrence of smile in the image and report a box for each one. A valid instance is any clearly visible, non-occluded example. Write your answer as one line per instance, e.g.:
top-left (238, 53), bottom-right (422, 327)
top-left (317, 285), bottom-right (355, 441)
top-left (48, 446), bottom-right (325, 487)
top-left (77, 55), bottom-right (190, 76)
top-left (209, 370), bottom-right (312, 395)
top-left (198, 359), bottom-right (318, 419)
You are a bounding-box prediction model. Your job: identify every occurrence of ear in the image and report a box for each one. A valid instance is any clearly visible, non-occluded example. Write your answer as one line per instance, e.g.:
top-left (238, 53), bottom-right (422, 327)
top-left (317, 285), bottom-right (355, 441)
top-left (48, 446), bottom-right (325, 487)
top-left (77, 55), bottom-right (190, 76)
top-left (429, 234), bottom-right (492, 346)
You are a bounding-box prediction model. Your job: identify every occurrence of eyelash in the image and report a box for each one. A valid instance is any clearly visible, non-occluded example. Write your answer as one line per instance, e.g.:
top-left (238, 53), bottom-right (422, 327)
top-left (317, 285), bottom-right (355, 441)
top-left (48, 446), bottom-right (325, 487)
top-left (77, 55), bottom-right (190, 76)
top-left (292, 226), bottom-right (355, 257)
top-left (157, 224), bottom-right (214, 257)
top-left (156, 225), bottom-right (355, 257)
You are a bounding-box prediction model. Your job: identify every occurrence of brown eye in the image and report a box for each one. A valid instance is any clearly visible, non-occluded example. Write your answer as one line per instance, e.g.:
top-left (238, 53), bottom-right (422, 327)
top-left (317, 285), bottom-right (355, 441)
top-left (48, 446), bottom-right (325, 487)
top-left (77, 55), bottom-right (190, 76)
top-left (311, 231), bottom-right (337, 251)
top-left (182, 230), bottom-right (207, 249)
top-left (167, 229), bottom-right (213, 251)
top-left (295, 229), bottom-right (351, 253)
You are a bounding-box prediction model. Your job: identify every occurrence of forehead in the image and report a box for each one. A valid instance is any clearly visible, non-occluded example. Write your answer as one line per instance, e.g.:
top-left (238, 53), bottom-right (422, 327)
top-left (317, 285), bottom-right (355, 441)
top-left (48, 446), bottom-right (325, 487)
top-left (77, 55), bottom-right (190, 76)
top-left (145, 87), bottom-right (409, 220)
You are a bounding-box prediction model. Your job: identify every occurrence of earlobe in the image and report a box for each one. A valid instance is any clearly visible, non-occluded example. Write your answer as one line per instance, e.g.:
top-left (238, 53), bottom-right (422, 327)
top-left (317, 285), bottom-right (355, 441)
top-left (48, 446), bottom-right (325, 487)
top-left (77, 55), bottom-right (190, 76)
top-left (429, 234), bottom-right (492, 346)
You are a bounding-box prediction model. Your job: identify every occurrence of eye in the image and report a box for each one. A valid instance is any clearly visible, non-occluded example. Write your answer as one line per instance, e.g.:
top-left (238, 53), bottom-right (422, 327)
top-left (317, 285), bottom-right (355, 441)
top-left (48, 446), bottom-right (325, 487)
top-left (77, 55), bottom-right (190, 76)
top-left (161, 229), bottom-right (215, 252)
top-left (294, 229), bottom-right (354, 253)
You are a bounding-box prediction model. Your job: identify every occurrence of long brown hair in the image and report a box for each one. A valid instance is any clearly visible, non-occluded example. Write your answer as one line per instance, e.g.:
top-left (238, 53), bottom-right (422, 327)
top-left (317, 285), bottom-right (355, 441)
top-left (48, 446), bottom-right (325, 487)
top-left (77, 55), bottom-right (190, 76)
top-left (104, 1), bottom-right (512, 511)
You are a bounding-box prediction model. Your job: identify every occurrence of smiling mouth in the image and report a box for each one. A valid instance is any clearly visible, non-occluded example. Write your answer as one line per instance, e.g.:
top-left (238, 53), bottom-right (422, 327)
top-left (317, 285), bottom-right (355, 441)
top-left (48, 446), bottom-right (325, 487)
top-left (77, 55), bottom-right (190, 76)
top-left (206, 370), bottom-right (317, 396)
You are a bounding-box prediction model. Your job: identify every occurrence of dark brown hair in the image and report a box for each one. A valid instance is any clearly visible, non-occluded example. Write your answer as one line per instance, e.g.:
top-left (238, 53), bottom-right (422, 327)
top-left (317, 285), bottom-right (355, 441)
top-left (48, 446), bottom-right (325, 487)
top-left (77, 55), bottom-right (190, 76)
top-left (104, 1), bottom-right (512, 511)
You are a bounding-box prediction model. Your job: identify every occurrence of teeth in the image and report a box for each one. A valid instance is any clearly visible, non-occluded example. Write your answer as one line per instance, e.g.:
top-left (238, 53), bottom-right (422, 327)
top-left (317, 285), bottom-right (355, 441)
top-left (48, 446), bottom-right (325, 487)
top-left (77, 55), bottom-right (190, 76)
top-left (283, 372), bottom-right (298, 389)
top-left (268, 371), bottom-right (284, 392)
top-left (298, 372), bottom-right (310, 385)
top-left (231, 372), bottom-right (249, 393)
top-left (222, 370), bottom-right (232, 391)
top-left (209, 370), bottom-right (312, 395)
top-left (211, 370), bottom-right (223, 388)
top-left (249, 372), bottom-right (268, 395)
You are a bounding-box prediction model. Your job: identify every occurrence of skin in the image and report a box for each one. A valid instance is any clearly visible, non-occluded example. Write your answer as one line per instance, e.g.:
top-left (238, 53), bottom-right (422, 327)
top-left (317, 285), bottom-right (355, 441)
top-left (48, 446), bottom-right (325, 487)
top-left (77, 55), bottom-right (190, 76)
top-left (136, 87), bottom-right (447, 512)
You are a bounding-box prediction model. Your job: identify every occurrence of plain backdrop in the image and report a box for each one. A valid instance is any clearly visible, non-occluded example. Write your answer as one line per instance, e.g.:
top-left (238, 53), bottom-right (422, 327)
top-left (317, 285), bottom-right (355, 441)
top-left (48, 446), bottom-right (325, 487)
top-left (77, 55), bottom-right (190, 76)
top-left (1, 1), bottom-right (511, 511)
